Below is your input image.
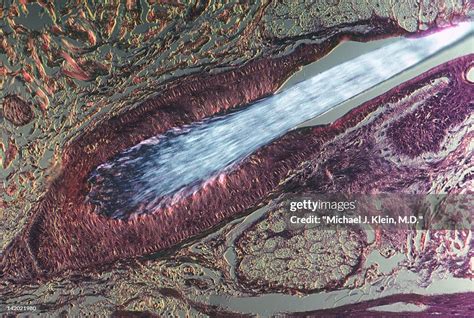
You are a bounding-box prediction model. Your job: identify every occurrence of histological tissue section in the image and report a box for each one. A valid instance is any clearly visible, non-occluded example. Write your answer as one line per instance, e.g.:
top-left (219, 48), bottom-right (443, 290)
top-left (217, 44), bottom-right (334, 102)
top-left (1, 0), bottom-right (472, 316)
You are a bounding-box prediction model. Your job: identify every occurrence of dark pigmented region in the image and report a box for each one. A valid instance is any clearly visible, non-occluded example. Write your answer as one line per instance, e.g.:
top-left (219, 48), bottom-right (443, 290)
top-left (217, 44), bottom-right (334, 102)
top-left (2, 95), bottom-right (34, 126)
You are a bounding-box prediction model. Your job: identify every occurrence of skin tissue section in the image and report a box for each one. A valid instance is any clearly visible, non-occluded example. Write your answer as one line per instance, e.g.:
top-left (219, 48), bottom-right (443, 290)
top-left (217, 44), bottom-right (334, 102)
top-left (0, 0), bottom-right (472, 316)
top-left (2, 54), bottom-right (469, 317)
top-left (1, 0), bottom-right (470, 249)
